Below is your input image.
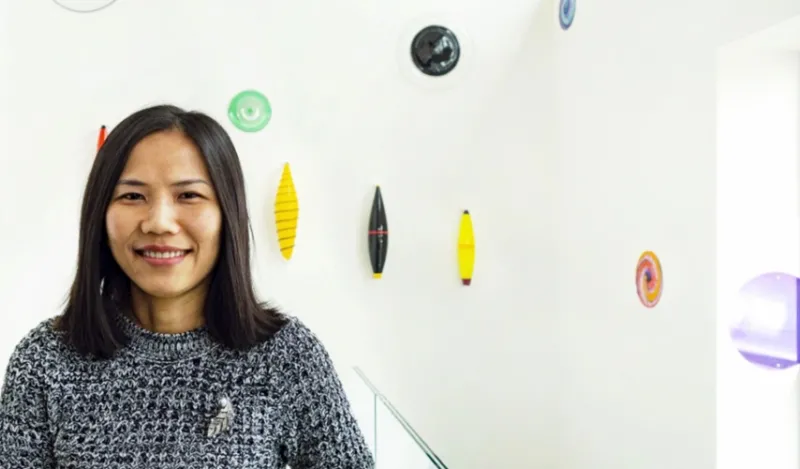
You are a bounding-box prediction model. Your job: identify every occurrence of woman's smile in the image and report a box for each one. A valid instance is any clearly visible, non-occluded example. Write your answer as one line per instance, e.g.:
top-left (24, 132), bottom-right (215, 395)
top-left (133, 245), bottom-right (193, 266)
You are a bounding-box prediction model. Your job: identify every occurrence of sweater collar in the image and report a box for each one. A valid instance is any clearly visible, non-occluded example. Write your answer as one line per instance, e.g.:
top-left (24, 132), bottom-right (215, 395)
top-left (115, 310), bottom-right (218, 362)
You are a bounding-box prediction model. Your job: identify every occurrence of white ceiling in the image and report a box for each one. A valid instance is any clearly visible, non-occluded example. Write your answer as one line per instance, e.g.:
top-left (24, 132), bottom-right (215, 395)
top-left (733, 14), bottom-right (800, 50)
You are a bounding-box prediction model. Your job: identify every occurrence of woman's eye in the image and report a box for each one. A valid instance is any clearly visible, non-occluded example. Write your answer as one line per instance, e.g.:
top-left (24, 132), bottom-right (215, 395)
top-left (179, 192), bottom-right (202, 200)
top-left (120, 193), bottom-right (143, 201)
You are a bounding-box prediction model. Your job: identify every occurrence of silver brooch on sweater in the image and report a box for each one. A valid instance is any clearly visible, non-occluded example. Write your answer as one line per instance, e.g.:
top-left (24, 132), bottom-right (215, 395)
top-left (207, 397), bottom-right (234, 438)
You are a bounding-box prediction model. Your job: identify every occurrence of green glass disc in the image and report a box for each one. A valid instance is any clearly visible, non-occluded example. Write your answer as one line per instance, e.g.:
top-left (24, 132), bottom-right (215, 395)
top-left (228, 90), bottom-right (272, 132)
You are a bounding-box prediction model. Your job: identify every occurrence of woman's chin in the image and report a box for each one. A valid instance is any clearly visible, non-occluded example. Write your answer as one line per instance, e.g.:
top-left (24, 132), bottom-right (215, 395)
top-left (132, 281), bottom-right (191, 300)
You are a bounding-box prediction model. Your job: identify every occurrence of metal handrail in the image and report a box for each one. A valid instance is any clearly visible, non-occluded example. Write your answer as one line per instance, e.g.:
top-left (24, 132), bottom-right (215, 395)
top-left (352, 367), bottom-right (448, 469)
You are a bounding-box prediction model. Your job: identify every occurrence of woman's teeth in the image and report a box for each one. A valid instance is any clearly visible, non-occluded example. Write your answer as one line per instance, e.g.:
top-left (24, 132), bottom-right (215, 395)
top-left (140, 250), bottom-right (186, 259)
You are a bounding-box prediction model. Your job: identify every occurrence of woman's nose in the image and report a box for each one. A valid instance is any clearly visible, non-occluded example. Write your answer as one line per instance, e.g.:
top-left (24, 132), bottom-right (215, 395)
top-left (140, 199), bottom-right (180, 235)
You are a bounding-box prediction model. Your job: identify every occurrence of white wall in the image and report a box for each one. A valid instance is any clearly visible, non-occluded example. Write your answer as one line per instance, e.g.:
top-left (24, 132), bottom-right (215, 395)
top-left (2, 1), bottom-right (800, 468)
top-left (0, 3), bottom-right (9, 237)
top-left (551, 1), bottom-right (718, 467)
top-left (717, 45), bottom-right (800, 469)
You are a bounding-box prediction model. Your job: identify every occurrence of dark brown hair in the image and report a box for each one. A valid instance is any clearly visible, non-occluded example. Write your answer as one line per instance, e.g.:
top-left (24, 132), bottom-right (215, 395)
top-left (56, 104), bottom-right (286, 358)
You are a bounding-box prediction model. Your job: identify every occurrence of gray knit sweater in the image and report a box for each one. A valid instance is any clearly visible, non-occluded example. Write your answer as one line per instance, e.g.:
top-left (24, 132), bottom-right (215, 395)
top-left (0, 313), bottom-right (375, 469)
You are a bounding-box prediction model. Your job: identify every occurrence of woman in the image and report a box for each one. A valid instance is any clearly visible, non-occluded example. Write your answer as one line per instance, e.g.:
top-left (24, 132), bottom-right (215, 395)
top-left (0, 105), bottom-right (374, 468)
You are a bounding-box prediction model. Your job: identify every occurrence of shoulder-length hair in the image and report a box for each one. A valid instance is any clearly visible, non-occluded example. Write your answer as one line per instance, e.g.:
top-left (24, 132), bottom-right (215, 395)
top-left (56, 104), bottom-right (286, 359)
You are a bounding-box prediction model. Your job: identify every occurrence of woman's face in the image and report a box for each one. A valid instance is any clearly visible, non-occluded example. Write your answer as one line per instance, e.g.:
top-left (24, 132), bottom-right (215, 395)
top-left (106, 130), bottom-right (222, 300)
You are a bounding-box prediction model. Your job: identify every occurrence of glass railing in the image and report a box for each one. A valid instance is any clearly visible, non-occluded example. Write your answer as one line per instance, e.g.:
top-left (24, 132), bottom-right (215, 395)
top-left (343, 366), bottom-right (449, 469)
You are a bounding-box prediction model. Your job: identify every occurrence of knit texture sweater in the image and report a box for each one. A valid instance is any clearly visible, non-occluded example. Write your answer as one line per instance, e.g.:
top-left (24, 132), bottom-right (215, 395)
top-left (0, 313), bottom-right (375, 469)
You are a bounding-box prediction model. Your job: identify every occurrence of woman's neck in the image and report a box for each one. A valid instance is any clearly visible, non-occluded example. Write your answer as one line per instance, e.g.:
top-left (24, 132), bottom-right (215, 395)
top-left (129, 285), bottom-right (206, 334)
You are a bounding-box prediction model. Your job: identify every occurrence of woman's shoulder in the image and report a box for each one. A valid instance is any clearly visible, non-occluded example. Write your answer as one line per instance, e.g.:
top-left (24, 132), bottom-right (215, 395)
top-left (4, 316), bottom-right (65, 374)
top-left (11, 315), bottom-right (63, 351)
top-left (257, 315), bottom-right (344, 393)
top-left (264, 315), bottom-right (333, 364)
top-left (270, 315), bottom-right (320, 348)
